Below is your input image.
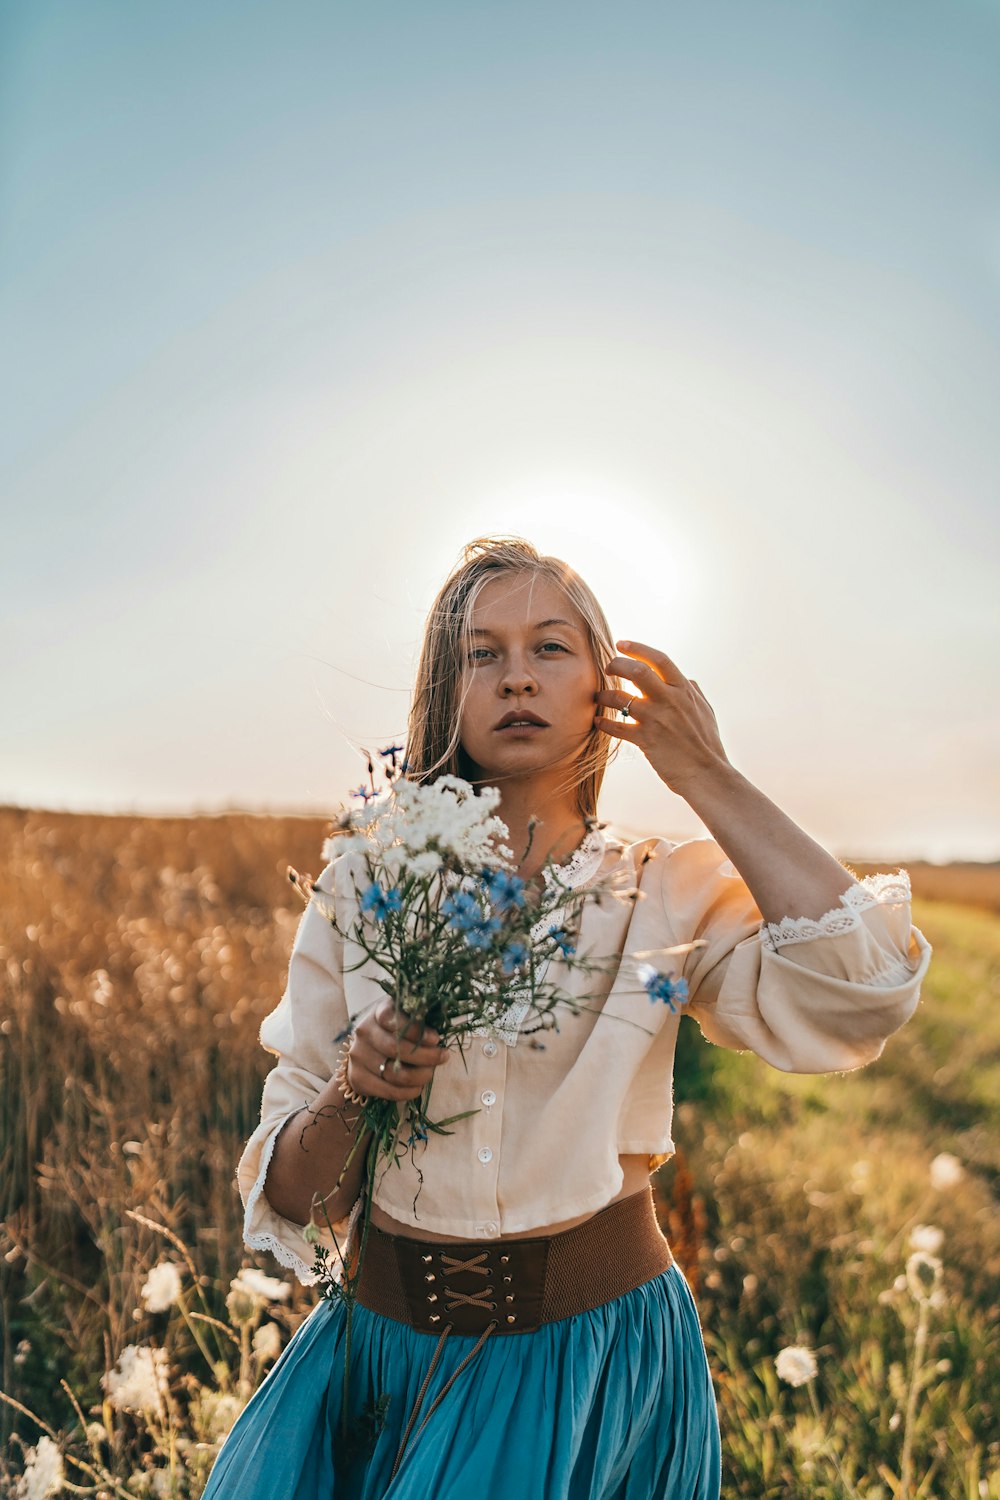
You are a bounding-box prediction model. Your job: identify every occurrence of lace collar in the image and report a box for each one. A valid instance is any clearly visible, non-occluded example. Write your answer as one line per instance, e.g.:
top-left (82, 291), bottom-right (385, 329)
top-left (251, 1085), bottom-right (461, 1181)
top-left (538, 826), bottom-right (607, 892)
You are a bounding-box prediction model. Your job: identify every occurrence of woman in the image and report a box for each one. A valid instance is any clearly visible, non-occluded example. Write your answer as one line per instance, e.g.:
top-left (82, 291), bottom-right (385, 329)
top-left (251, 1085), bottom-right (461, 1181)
top-left (203, 535), bottom-right (932, 1499)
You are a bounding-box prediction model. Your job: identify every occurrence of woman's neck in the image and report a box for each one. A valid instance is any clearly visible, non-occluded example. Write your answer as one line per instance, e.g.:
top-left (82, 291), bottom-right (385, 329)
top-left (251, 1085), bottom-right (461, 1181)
top-left (492, 788), bottom-right (589, 882)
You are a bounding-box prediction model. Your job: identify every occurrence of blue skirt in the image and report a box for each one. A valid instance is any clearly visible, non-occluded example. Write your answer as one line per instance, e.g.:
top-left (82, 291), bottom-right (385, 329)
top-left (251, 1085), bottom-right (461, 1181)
top-left (202, 1263), bottom-right (722, 1499)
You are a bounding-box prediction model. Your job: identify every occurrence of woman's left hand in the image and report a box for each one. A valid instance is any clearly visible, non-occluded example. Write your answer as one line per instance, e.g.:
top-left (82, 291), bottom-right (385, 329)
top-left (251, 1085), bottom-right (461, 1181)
top-left (593, 639), bottom-right (733, 796)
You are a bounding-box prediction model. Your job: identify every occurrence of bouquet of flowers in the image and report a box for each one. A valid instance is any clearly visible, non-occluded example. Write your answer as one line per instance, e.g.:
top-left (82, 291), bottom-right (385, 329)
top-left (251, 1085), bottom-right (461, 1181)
top-left (285, 745), bottom-right (700, 1469)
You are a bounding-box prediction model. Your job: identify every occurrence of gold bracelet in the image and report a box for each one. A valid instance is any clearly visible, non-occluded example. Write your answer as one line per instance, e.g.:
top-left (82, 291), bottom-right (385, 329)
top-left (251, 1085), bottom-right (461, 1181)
top-left (334, 1037), bottom-right (369, 1107)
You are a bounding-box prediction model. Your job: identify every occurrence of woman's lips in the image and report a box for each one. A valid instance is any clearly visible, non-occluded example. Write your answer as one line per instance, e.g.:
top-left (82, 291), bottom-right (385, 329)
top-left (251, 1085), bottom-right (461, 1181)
top-left (495, 723), bottom-right (548, 733)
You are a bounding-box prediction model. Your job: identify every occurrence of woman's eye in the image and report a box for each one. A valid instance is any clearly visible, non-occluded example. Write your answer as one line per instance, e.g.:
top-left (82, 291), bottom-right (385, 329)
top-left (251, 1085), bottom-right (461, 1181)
top-left (468, 648), bottom-right (493, 662)
top-left (539, 642), bottom-right (569, 653)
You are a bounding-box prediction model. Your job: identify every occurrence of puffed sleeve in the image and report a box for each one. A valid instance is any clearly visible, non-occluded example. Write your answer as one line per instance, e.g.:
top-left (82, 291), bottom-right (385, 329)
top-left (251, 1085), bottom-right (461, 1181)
top-left (236, 858), bottom-right (356, 1284)
top-left (661, 837), bottom-right (932, 1073)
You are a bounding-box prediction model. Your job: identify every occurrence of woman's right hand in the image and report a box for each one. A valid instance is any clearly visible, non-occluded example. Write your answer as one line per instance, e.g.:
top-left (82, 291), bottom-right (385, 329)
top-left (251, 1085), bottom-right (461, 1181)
top-left (345, 999), bottom-right (452, 1100)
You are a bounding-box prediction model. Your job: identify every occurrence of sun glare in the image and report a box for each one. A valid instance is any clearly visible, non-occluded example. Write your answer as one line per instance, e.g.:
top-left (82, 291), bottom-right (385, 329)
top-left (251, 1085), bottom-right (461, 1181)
top-left (458, 472), bottom-right (706, 651)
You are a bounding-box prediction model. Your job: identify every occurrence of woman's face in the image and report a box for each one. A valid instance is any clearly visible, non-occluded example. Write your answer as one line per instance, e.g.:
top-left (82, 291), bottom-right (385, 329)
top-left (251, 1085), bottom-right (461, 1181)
top-left (457, 573), bottom-right (601, 788)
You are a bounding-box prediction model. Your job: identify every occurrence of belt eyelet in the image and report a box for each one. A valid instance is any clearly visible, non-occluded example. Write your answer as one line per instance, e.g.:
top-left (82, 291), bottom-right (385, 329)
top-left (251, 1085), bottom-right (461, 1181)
top-left (506, 1314), bottom-right (516, 1324)
top-left (505, 1294), bottom-right (515, 1302)
top-left (424, 1272), bottom-right (436, 1282)
top-left (421, 1253), bottom-right (433, 1263)
top-left (427, 1293), bottom-right (438, 1303)
top-left (429, 1313), bottom-right (441, 1323)
top-left (499, 1255), bottom-right (510, 1264)
top-left (502, 1274), bottom-right (512, 1283)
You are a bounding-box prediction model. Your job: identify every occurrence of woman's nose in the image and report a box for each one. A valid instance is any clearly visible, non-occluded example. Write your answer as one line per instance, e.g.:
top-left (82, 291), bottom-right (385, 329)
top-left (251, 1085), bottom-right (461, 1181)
top-left (500, 659), bottom-right (538, 695)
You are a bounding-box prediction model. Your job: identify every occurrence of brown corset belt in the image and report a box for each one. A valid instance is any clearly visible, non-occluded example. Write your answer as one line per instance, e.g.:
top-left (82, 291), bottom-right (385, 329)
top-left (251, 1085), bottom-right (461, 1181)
top-left (352, 1184), bottom-right (675, 1340)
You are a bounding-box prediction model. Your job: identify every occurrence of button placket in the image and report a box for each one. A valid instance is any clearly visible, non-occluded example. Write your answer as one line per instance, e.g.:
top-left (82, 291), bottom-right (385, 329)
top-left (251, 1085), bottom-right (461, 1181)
top-left (472, 1020), bottom-right (505, 1235)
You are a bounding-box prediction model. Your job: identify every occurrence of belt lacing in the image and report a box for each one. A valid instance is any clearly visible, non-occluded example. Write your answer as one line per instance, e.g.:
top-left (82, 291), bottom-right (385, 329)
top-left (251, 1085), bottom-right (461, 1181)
top-left (390, 1317), bottom-right (499, 1480)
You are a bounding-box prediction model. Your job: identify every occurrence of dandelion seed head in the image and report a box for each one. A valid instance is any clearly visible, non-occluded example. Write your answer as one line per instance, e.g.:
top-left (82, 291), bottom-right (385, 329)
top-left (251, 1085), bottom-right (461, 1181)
top-left (908, 1223), bottom-right (944, 1255)
top-left (252, 1321), bottom-right (283, 1363)
top-left (774, 1344), bottom-right (818, 1387)
top-left (15, 1435), bottom-right (64, 1500)
top-left (102, 1343), bottom-right (170, 1415)
top-left (232, 1267), bottom-right (292, 1303)
top-left (929, 1152), bottom-right (964, 1191)
top-left (140, 1260), bottom-right (183, 1313)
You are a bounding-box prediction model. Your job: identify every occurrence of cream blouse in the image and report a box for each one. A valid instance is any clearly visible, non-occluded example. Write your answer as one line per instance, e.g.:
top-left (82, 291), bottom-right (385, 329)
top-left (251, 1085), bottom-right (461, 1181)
top-left (238, 829), bottom-right (932, 1284)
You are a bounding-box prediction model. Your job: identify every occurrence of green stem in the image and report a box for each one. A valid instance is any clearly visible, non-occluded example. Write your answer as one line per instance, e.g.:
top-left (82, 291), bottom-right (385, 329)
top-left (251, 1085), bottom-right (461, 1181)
top-left (898, 1299), bottom-right (930, 1500)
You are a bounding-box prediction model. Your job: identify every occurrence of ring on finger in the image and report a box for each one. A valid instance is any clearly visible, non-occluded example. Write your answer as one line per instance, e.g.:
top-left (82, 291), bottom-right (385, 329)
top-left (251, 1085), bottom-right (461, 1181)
top-left (620, 697), bottom-right (636, 719)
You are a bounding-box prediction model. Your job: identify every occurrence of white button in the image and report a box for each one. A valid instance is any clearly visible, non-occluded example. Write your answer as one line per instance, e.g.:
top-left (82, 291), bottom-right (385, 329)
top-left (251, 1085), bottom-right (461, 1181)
top-left (475, 1220), bottom-right (499, 1236)
top-left (482, 1040), bottom-right (498, 1057)
top-left (481, 1089), bottom-right (496, 1106)
top-left (477, 1146), bottom-right (493, 1164)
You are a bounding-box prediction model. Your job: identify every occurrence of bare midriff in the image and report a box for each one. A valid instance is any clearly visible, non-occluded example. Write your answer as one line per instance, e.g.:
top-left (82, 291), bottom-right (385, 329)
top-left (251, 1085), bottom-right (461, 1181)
top-left (367, 1152), bottom-right (662, 1242)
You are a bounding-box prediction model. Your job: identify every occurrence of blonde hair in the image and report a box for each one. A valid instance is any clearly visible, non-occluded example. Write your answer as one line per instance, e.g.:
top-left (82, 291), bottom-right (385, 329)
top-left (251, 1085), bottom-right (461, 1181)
top-left (404, 535), bottom-right (623, 821)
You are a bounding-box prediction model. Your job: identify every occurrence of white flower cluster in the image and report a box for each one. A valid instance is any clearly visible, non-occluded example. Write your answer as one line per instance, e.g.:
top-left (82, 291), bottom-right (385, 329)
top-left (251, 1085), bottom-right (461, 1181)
top-left (15, 1435), bottom-right (64, 1500)
top-left (324, 775), bottom-right (514, 873)
top-left (102, 1342), bottom-right (170, 1415)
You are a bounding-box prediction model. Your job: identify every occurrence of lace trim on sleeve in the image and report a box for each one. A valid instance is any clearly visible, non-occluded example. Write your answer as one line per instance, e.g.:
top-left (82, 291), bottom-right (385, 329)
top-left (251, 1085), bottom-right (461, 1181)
top-left (242, 1109), bottom-right (318, 1285)
top-left (759, 870), bottom-right (912, 953)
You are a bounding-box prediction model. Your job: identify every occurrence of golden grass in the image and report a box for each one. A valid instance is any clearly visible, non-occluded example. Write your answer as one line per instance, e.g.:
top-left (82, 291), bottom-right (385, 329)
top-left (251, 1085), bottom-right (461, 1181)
top-left (2, 806), bottom-right (998, 1497)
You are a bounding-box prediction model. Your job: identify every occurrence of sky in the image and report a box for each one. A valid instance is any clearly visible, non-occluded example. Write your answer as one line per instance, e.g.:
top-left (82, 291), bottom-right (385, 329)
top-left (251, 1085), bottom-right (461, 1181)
top-left (2, 1), bottom-right (999, 863)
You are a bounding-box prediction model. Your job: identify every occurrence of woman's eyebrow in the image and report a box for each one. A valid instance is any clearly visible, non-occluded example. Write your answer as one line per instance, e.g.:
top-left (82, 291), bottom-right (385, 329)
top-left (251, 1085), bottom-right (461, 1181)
top-left (469, 618), bottom-right (582, 637)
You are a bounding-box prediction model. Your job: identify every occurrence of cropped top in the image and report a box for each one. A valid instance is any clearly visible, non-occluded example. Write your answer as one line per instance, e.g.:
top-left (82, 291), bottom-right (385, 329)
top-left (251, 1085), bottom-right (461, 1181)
top-left (237, 829), bottom-right (932, 1283)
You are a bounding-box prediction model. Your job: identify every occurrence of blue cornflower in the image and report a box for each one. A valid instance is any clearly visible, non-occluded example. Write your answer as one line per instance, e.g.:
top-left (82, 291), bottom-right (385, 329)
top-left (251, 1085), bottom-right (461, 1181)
top-left (360, 882), bottom-right (403, 922)
top-left (464, 916), bottom-right (503, 950)
top-left (639, 965), bottom-right (689, 1013)
top-left (500, 941), bottom-right (529, 975)
top-left (481, 868), bottom-right (527, 912)
top-left (406, 1124), bottom-right (429, 1147)
top-left (442, 890), bottom-right (481, 931)
top-left (378, 744), bottom-right (405, 759)
top-left (547, 925), bottom-right (576, 958)
top-left (351, 784), bottom-right (376, 802)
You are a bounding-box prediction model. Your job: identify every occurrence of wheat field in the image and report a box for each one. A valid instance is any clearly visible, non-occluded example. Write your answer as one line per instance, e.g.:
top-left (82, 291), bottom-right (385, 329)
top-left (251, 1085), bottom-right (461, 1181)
top-left (1, 806), bottom-right (998, 1498)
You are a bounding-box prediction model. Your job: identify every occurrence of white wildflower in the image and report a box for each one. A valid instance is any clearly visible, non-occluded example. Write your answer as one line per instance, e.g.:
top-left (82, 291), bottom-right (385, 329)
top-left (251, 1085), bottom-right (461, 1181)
top-left (909, 1224), bottom-right (944, 1254)
top-left (149, 1469), bottom-right (174, 1499)
top-left (929, 1152), bottom-right (963, 1191)
top-left (252, 1320), bottom-right (283, 1363)
top-left (788, 1414), bottom-right (826, 1458)
top-left (102, 1342), bottom-right (170, 1414)
top-left (140, 1260), bottom-right (183, 1313)
top-left (85, 1421), bottom-right (108, 1446)
top-left (195, 1389), bottom-right (243, 1440)
top-left (231, 1267), bottom-right (292, 1303)
top-left (774, 1344), bottom-right (818, 1387)
top-left (905, 1250), bottom-right (943, 1304)
top-left (404, 849), bottom-right (444, 877)
top-left (889, 1411), bottom-right (902, 1431)
top-left (15, 1435), bottom-right (64, 1500)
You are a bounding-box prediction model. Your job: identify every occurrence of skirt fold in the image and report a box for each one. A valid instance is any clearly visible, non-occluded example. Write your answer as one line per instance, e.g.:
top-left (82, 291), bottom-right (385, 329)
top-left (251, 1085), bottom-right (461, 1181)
top-left (201, 1263), bottom-right (722, 1500)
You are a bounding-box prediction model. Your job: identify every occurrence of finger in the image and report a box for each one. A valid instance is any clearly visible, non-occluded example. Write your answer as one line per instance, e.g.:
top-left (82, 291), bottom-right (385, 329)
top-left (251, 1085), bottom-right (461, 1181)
top-left (614, 639), bottom-right (688, 688)
top-left (593, 714), bottom-right (642, 743)
top-left (594, 687), bottom-right (645, 715)
top-left (371, 1017), bottom-right (448, 1067)
top-left (376, 999), bottom-right (441, 1048)
top-left (602, 655), bottom-right (670, 698)
top-left (350, 1034), bottom-right (432, 1098)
